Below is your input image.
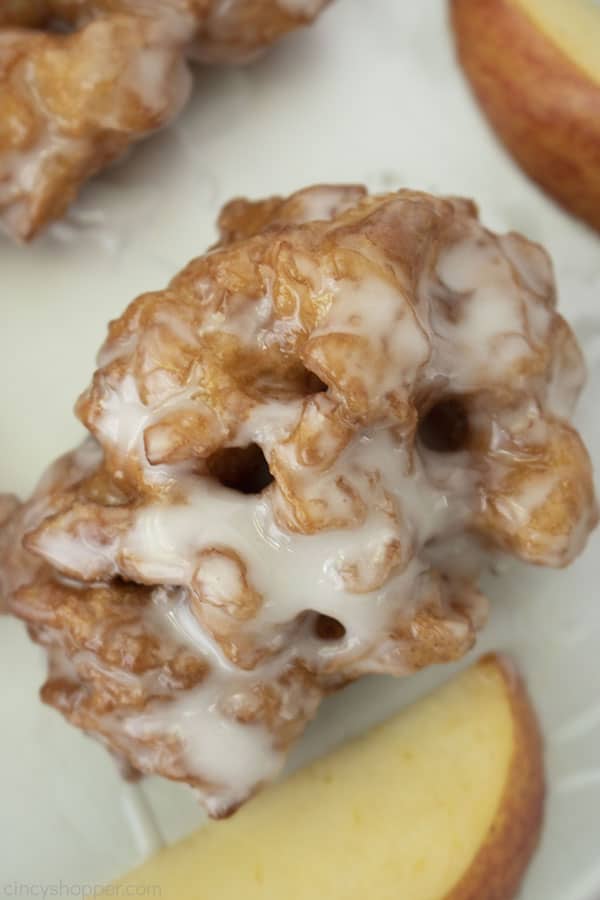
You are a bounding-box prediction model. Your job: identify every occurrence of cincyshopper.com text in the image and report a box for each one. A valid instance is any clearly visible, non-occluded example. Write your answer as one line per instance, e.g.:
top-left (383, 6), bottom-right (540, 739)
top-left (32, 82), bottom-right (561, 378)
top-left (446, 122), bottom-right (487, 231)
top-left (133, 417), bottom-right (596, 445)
top-left (2, 883), bottom-right (161, 898)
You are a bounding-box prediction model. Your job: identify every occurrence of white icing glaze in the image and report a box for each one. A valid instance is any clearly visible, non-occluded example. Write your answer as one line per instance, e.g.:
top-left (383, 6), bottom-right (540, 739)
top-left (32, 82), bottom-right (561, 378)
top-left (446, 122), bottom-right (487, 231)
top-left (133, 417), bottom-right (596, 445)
top-left (96, 374), bottom-right (154, 457)
top-left (1, 440), bottom-right (103, 599)
top-left (36, 427), bottom-right (478, 657)
top-left (121, 10), bottom-right (197, 118)
top-left (492, 474), bottom-right (556, 529)
top-left (235, 398), bottom-right (303, 449)
top-left (432, 232), bottom-right (554, 387)
top-left (433, 233), bottom-right (552, 382)
top-left (125, 45), bottom-right (191, 118)
top-left (311, 276), bottom-right (431, 406)
top-left (0, 135), bottom-right (85, 234)
top-left (292, 185), bottom-right (366, 223)
top-left (122, 675), bottom-right (284, 817)
top-left (203, 292), bottom-right (275, 344)
top-left (47, 647), bottom-right (81, 684)
top-left (93, 374), bottom-right (199, 484)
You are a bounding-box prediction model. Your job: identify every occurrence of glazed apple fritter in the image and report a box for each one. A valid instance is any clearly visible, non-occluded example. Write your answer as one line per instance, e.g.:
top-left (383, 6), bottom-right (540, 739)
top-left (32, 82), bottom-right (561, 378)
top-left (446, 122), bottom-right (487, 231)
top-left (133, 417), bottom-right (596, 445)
top-left (1, 186), bottom-right (596, 815)
top-left (0, 0), bottom-right (331, 240)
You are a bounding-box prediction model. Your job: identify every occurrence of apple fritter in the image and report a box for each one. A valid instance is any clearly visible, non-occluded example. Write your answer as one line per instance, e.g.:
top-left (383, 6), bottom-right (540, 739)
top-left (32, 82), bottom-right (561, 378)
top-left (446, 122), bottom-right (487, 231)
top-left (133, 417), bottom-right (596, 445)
top-left (0, 0), bottom-right (330, 241)
top-left (1, 186), bottom-right (596, 815)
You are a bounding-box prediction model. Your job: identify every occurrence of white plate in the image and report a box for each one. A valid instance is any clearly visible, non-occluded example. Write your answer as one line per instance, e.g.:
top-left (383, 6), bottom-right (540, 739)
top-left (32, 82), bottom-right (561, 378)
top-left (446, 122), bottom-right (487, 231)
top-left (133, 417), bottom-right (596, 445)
top-left (1, 1), bottom-right (599, 896)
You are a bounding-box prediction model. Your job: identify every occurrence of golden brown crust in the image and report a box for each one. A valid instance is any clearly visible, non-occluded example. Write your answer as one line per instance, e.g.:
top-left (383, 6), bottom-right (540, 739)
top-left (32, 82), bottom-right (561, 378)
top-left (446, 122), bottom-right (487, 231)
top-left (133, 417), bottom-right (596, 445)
top-left (450, 0), bottom-right (600, 233)
top-left (215, 185), bottom-right (368, 246)
top-left (446, 654), bottom-right (545, 900)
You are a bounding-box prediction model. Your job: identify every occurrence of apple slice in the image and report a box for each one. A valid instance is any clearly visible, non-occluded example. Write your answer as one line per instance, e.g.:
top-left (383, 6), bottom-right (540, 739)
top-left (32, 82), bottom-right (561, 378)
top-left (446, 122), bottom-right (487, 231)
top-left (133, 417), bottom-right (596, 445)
top-left (115, 655), bottom-right (544, 900)
top-left (450, 0), bottom-right (600, 232)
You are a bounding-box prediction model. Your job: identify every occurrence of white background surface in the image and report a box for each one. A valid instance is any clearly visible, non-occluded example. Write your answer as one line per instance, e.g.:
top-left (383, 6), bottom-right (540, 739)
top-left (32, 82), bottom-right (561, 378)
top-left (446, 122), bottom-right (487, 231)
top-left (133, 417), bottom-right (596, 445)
top-left (1, 1), bottom-right (599, 896)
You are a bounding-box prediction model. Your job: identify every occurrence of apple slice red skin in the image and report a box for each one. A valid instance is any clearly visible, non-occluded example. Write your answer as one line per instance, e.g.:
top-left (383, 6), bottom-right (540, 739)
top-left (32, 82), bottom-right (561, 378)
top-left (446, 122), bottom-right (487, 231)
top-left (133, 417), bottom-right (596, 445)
top-left (450, 0), bottom-right (600, 233)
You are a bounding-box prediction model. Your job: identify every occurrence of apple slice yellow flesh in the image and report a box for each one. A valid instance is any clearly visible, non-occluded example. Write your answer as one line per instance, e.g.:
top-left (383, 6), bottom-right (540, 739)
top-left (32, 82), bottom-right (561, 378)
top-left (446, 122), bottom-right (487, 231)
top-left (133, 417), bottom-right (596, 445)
top-left (115, 655), bottom-right (544, 900)
top-left (512, 0), bottom-right (600, 85)
top-left (450, 0), bottom-right (600, 232)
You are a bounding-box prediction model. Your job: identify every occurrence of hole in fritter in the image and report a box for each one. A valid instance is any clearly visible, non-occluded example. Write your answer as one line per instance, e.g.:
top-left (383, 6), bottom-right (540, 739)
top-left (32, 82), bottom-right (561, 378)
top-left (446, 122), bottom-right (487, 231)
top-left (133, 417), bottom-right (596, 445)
top-left (303, 369), bottom-right (328, 395)
top-left (418, 397), bottom-right (470, 453)
top-left (46, 17), bottom-right (76, 33)
top-left (313, 614), bottom-right (346, 642)
top-left (251, 367), bottom-right (326, 401)
top-left (207, 444), bottom-right (274, 495)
